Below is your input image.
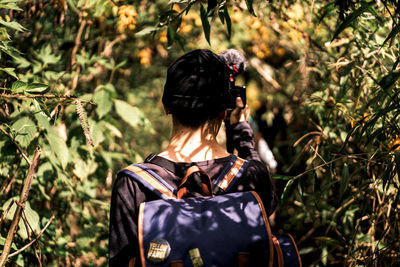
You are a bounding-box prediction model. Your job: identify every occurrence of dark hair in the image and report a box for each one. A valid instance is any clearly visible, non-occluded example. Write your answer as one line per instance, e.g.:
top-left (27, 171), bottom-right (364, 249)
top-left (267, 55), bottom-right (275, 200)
top-left (162, 49), bottom-right (230, 127)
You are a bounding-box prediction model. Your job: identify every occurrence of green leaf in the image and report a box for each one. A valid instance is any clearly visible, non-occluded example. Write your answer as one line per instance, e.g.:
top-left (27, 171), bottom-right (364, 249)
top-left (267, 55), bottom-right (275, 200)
top-left (26, 83), bottom-right (49, 93)
top-left (0, 237), bottom-right (18, 251)
top-left (0, 27), bottom-right (10, 41)
top-left (0, 40), bottom-right (21, 58)
top-left (2, 199), bottom-right (40, 240)
top-left (200, 4), bottom-right (211, 44)
top-left (224, 7), bottom-right (231, 39)
top-left (37, 44), bottom-right (61, 66)
top-left (135, 26), bottom-right (159, 36)
top-left (272, 175), bottom-right (293, 180)
top-left (13, 55), bottom-right (30, 68)
top-left (245, 0), bottom-right (256, 16)
top-left (382, 23), bottom-right (400, 47)
top-left (281, 179), bottom-right (295, 207)
top-left (11, 80), bottom-right (27, 93)
top-left (18, 202), bottom-right (40, 240)
top-left (0, 0), bottom-right (23, 11)
top-left (114, 99), bottom-right (148, 129)
top-left (167, 26), bottom-right (176, 47)
top-left (0, 18), bottom-right (26, 32)
top-left (378, 70), bottom-right (400, 91)
top-left (339, 163), bottom-right (349, 199)
top-left (93, 87), bottom-right (112, 119)
top-left (11, 81), bottom-right (49, 93)
top-left (11, 117), bottom-right (36, 148)
top-left (46, 127), bottom-right (69, 169)
top-left (0, 67), bottom-right (17, 79)
top-left (331, 1), bottom-right (374, 41)
top-left (73, 159), bottom-right (98, 180)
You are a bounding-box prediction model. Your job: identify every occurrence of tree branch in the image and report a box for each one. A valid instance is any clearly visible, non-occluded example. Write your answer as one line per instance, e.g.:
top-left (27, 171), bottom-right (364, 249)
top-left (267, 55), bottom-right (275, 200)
top-left (0, 94), bottom-right (96, 105)
top-left (0, 147), bottom-right (41, 267)
top-left (8, 214), bottom-right (55, 258)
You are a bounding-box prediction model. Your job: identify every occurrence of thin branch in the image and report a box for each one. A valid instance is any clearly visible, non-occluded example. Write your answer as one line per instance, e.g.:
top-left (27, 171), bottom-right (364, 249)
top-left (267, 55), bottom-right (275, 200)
top-left (0, 147), bottom-right (41, 267)
top-left (293, 131), bottom-right (322, 147)
top-left (8, 214), bottom-right (55, 258)
top-left (1, 159), bottom-right (21, 196)
top-left (0, 94), bottom-right (96, 105)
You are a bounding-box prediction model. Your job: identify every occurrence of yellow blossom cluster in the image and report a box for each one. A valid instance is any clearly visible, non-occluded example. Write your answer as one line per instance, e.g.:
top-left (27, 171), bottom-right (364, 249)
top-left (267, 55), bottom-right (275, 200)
top-left (179, 12), bottom-right (202, 34)
top-left (247, 17), bottom-right (273, 59)
top-left (159, 31), bottom-right (168, 44)
top-left (138, 48), bottom-right (152, 67)
top-left (117, 5), bottom-right (138, 32)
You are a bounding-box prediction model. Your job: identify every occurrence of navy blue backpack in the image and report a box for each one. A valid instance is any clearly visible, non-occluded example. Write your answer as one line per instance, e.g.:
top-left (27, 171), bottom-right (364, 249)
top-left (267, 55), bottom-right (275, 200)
top-left (120, 155), bottom-right (301, 267)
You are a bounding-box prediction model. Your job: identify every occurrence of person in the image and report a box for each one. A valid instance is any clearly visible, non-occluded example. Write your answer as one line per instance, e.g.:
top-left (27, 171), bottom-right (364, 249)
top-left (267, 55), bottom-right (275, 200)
top-left (108, 49), bottom-right (277, 267)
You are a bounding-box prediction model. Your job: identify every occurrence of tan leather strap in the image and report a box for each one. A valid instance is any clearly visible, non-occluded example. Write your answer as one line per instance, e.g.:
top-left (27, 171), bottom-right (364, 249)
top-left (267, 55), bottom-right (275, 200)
top-left (177, 165), bottom-right (213, 199)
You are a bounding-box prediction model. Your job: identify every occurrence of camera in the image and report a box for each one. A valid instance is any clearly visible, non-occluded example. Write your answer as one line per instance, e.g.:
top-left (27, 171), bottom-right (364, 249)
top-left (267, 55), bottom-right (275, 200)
top-left (227, 85), bottom-right (247, 110)
top-left (219, 49), bottom-right (247, 111)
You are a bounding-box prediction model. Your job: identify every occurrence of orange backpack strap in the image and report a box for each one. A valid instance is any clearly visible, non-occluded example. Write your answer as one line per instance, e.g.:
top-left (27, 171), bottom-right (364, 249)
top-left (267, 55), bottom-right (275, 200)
top-left (213, 155), bottom-right (249, 194)
top-left (121, 164), bottom-right (177, 199)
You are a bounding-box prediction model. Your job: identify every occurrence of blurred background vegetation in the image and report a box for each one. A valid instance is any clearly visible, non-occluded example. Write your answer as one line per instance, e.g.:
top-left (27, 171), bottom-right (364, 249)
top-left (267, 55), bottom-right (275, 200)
top-left (0, 0), bottom-right (399, 266)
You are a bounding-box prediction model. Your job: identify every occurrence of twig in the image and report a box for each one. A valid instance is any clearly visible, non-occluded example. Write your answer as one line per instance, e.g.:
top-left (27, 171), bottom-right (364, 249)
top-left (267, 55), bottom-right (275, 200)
top-left (0, 94), bottom-right (96, 105)
top-left (249, 57), bottom-right (281, 89)
top-left (8, 214), bottom-right (55, 258)
top-left (293, 131), bottom-right (321, 147)
top-left (0, 147), bottom-right (41, 267)
top-left (20, 211), bottom-right (42, 267)
top-left (1, 159), bottom-right (21, 196)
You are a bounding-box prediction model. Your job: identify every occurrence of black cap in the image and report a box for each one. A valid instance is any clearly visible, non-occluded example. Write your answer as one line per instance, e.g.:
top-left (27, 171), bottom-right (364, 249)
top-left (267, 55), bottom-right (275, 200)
top-left (162, 49), bottom-right (230, 126)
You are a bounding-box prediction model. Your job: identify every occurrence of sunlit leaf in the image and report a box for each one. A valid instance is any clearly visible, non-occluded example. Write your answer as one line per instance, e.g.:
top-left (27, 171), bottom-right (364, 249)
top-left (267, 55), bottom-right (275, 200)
top-left (331, 1), bottom-right (374, 41)
top-left (135, 26), bottom-right (159, 37)
top-left (0, 0), bottom-right (23, 11)
top-left (11, 117), bottom-right (36, 148)
top-left (0, 67), bottom-right (17, 79)
top-left (0, 18), bottom-right (26, 32)
top-left (93, 87), bottom-right (112, 119)
top-left (46, 127), bottom-right (69, 169)
top-left (18, 202), bottom-right (40, 240)
top-left (114, 99), bottom-right (146, 129)
top-left (281, 179), bottom-right (295, 207)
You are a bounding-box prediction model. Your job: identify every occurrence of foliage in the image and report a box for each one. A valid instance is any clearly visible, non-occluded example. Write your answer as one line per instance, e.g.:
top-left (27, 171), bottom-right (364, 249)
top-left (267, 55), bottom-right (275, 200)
top-left (0, 0), bottom-right (399, 266)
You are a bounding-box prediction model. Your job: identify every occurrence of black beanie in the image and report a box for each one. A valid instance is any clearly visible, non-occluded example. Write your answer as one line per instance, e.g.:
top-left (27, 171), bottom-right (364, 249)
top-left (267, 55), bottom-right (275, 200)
top-left (162, 49), bottom-right (230, 126)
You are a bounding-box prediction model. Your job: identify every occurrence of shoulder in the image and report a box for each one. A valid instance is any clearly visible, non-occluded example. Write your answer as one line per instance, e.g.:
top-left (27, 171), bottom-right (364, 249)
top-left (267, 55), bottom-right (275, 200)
top-left (113, 162), bottom-right (179, 203)
top-left (244, 159), bottom-right (270, 179)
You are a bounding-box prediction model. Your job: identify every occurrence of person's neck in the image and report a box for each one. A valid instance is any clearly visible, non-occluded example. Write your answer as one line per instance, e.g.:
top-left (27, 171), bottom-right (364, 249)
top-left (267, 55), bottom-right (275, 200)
top-left (159, 120), bottom-right (230, 162)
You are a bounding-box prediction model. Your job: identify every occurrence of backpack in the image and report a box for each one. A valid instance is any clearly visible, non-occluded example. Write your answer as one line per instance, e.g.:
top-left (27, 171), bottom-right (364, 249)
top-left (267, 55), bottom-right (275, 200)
top-left (120, 155), bottom-right (301, 267)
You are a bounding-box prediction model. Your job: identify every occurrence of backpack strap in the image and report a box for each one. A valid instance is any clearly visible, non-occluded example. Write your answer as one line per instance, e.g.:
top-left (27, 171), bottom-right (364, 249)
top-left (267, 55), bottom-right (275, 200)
top-left (213, 155), bottom-right (249, 194)
top-left (121, 164), bottom-right (177, 200)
